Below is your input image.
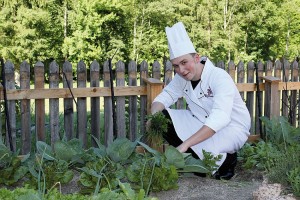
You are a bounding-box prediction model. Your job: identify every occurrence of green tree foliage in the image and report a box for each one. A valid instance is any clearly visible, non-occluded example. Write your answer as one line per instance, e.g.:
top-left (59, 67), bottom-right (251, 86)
top-left (0, 0), bottom-right (299, 68)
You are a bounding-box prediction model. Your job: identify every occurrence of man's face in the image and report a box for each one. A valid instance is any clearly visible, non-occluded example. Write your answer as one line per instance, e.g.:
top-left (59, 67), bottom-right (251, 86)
top-left (171, 54), bottom-right (200, 81)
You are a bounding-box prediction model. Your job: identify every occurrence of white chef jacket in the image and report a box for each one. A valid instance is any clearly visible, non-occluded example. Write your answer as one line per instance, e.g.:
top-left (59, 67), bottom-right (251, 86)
top-left (153, 58), bottom-right (251, 167)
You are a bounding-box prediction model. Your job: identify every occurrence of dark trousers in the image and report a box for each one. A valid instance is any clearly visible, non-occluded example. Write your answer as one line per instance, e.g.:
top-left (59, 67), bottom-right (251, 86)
top-left (162, 109), bottom-right (200, 159)
top-left (161, 109), bottom-right (237, 172)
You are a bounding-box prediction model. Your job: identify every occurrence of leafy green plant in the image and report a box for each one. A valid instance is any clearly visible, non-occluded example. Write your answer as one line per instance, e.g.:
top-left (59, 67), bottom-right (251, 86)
top-left (239, 116), bottom-right (300, 196)
top-left (261, 116), bottom-right (300, 146)
top-left (78, 138), bottom-right (209, 196)
top-left (0, 143), bottom-right (28, 185)
top-left (201, 150), bottom-right (222, 176)
top-left (287, 167), bottom-right (300, 196)
top-left (144, 112), bottom-right (170, 151)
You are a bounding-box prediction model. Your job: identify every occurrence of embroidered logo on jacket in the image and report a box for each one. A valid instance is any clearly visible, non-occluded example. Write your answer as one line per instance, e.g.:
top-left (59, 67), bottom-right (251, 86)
top-left (204, 87), bottom-right (214, 97)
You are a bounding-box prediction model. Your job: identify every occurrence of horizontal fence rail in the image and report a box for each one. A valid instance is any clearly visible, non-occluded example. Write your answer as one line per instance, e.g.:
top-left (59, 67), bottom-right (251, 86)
top-left (0, 58), bottom-right (299, 153)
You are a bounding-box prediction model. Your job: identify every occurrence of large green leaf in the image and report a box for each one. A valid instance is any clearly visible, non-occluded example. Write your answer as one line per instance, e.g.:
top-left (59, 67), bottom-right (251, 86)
top-left (36, 141), bottom-right (55, 161)
top-left (61, 170), bottom-right (74, 184)
top-left (13, 166), bottom-right (28, 183)
top-left (137, 141), bottom-right (162, 164)
top-left (54, 140), bottom-right (79, 162)
top-left (107, 138), bottom-right (136, 163)
top-left (164, 146), bottom-right (185, 168)
top-left (182, 156), bottom-right (209, 173)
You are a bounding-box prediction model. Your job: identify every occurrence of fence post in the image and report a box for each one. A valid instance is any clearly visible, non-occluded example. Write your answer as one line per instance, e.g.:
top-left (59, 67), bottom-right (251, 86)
top-left (262, 76), bottom-right (281, 119)
top-left (143, 78), bottom-right (164, 115)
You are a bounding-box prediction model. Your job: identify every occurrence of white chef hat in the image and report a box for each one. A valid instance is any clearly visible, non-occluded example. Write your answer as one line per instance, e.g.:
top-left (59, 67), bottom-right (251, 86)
top-left (165, 22), bottom-right (196, 60)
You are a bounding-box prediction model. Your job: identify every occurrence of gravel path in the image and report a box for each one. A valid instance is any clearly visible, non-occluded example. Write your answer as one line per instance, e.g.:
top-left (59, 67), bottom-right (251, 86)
top-left (151, 176), bottom-right (262, 200)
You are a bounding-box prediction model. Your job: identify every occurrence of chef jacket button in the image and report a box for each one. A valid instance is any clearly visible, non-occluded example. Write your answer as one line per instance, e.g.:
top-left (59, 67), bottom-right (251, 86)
top-left (205, 116), bottom-right (208, 118)
top-left (185, 89), bottom-right (188, 92)
top-left (200, 92), bottom-right (202, 94)
top-left (192, 115), bottom-right (195, 117)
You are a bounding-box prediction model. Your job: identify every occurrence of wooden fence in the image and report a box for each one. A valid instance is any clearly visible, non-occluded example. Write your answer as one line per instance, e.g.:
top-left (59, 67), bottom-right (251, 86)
top-left (0, 58), bottom-right (300, 153)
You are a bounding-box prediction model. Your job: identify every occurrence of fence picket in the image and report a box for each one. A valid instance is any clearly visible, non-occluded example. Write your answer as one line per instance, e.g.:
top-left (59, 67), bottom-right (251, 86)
top-left (228, 60), bottom-right (235, 80)
top-left (116, 60), bottom-right (126, 138)
top-left (282, 59), bottom-right (290, 118)
top-left (77, 60), bottom-right (87, 147)
top-left (20, 61), bottom-right (31, 154)
top-left (140, 61), bottom-right (148, 136)
top-left (49, 60), bottom-right (60, 148)
top-left (5, 61), bottom-right (16, 151)
top-left (103, 60), bottom-right (113, 145)
top-left (291, 60), bottom-right (298, 125)
top-left (237, 61), bottom-right (245, 100)
top-left (90, 60), bottom-right (100, 147)
top-left (265, 60), bottom-right (273, 76)
top-left (246, 61), bottom-right (255, 134)
top-left (34, 61), bottom-right (45, 142)
top-left (63, 61), bottom-right (74, 140)
top-left (128, 60), bottom-right (138, 141)
top-left (255, 61), bottom-right (264, 134)
top-left (152, 61), bottom-right (161, 80)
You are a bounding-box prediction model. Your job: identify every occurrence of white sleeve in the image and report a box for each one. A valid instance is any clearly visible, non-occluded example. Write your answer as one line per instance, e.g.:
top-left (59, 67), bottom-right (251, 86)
top-left (153, 74), bottom-right (185, 108)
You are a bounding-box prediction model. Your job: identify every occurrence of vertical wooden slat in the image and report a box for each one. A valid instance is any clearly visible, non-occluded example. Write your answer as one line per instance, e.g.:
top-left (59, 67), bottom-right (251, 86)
top-left (5, 61), bottom-right (16, 151)
top-left (282, 58), bottom-right (290, 118)
top-left (255, 61), bottom-right (264, 134)
top-left (49, 61), bottom-right (60, 148)
top-left (77, 60), bottom-right (87, 147)
top-left (246, 61), bottom-right (255, 134)
top-left (227, 60), bottom-right (235, 80)
top-left (152, 61), bottom-right (161, 80)
top-left (20, 61), bottom-right (31, 154)
top-left (90, 60), bottom-right (100, 147)
top-left (128, 60), bottom-right (137, 141)
top-left (265, 60), bottom-right (273, 76)
top-left (291, 60), bottom-right (298, 126)
top-left (274, 60), bottom-right (282, 116)
top-left (34, 61), bottom-right (45, 142)
top-left (164, 60), bottom-right (173, 86)
top-left (237, 61), bottom-right (245, 100)
top-left (139, 61), bottom-right (148, 135)
top-left (116, 60), bottom-right (126, 138)
top-left (63, 61), bottom-right (74, 140)
top-left (216, 61), bottom-right (225, 70)
top-left (103, 60), bottom-right (113, 145)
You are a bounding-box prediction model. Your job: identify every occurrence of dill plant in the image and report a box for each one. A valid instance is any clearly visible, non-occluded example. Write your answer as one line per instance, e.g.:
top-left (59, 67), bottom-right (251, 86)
top-left (144, 112), bottom-right (170, 152)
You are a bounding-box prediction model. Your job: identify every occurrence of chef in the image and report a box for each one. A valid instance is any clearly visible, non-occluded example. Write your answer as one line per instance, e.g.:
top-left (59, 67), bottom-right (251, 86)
top-left (150, 22), bottom-right (251, 180)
